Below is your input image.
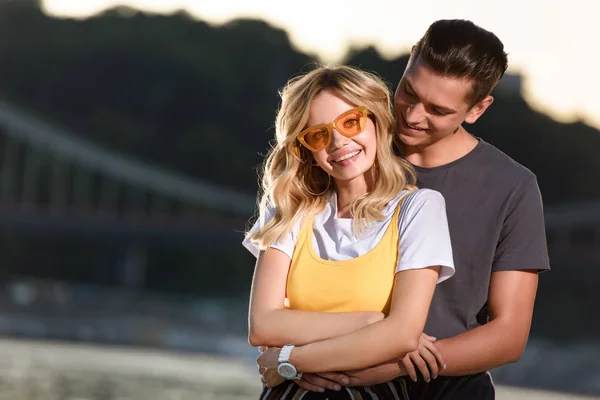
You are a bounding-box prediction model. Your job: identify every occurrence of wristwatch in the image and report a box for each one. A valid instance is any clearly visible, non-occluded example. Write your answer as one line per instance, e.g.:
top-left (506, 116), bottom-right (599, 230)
top-left (277, 344), bottom-right (302, 380)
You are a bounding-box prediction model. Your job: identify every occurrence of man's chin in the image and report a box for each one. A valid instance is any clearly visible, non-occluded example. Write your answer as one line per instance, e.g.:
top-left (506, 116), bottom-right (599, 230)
top-left (397, 132), bottom-right (427, 147)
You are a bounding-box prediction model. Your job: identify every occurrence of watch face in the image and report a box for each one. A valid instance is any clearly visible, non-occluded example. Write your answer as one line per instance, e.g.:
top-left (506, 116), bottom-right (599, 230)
top-left (277, 362), bottom-right (298, 379)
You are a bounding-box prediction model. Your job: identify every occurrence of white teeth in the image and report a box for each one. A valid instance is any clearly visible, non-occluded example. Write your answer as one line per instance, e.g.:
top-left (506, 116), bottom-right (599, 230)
top-left (334, 151), bottom-right (360, 162)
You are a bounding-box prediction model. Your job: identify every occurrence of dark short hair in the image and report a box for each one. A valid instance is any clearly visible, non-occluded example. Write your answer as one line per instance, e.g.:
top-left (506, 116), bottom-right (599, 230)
top-left (413, 19), bottom-right (508, 105)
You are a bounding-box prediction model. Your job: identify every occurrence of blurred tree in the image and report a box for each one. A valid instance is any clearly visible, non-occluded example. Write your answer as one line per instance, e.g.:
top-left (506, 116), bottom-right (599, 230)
top-left (0, 3), bottom-right (598, 203)
top-left (0, 5), bottom-right (314, 193)
top-left (0, 2), bottom-right (598, 329)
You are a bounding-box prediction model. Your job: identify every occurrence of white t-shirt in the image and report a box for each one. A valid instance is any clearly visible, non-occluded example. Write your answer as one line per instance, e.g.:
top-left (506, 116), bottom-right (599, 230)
top-left (243, 188), bottom-right (455, 283)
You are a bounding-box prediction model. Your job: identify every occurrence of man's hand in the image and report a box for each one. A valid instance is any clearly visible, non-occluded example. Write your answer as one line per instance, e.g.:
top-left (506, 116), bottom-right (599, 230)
top-left (296, 373), bottom-right (348, 392)
top-left (321, 333), bottom-right (445, 387)
top-left (257, 346), bottom-right (348, 392)
top-left (256, 332), bottom-right (445, 390)
top-left (398, 333), bottom-right (446, 382)
top-left (340, 360), bottom-right (406, 387)
top-left (260, 369), bottom-right (349, 392)
top-left (256, 346), bottom-right (282, 370)
top-left (257, 346), bottom-right (284, 388)
top-left (259, 366), bottom-right (285, 388)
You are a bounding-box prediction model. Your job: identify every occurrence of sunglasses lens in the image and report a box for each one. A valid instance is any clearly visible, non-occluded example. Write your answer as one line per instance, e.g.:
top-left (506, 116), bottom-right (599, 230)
top-left (298, 108), bottom-right (370, 152)
top-left (303, 128), bottom-right (329, 151)
top-left (337, 109), bottom-right (367, 136)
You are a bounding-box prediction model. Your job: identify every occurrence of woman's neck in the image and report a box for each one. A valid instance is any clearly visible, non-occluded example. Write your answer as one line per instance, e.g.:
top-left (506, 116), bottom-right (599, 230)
top-left (335, 178), bottom-right (370, 218)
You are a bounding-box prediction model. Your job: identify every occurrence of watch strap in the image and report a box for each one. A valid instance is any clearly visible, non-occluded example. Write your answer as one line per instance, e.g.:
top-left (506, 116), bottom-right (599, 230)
top-left (278, 344), bottom-right (294, 363)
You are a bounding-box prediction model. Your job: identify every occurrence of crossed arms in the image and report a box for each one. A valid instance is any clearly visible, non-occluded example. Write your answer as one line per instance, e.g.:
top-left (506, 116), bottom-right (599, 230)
top-left (333, 269), bottom-right (539, 386)
top-left (248, 247), bottom-right (440, 373)
top-left (250, 247), bottom-right (539, 387)
top-left (251, 176), bottom-right (546, 387)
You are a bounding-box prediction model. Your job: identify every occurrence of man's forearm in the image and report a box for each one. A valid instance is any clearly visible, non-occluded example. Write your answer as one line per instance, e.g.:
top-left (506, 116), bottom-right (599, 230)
top-left (316, 318), bottom-right (527, 382)
top-left (436, 318), bottom-right (528, 376)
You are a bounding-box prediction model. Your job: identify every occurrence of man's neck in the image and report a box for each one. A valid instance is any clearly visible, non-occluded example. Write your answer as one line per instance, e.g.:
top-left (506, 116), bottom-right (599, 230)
top-left (404, 127), bottom-right (479, 168)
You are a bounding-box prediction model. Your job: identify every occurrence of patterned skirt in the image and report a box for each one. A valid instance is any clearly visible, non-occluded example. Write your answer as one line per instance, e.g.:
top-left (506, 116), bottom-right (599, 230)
top-left (259, 378), bottom-right (410, 399)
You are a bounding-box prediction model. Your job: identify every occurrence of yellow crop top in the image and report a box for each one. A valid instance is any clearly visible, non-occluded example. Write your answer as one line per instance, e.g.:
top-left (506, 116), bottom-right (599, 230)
top-left (285, 197), bottom-right (405, 315)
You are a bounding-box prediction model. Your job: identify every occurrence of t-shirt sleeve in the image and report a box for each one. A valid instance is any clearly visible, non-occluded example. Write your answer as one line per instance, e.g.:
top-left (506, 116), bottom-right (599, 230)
top-left (242, 206), bottom-right (299, 259)
top-left (493, 176), bottom-right (550, 272)
top-left (396, 189), bottom-right (455, 283)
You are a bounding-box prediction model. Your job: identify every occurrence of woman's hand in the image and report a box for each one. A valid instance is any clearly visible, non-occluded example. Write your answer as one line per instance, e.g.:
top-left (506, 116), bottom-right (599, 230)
top-left (399, 333), bottom-right (446, 382)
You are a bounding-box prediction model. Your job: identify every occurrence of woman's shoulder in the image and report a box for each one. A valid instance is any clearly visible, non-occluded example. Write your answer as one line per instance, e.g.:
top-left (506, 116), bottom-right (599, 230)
top-left (400, 188), bottom-right (446, 210)
top-left (394, 189), bottom-right (447, 229)
top-left (380, 188), bottom-right (441, 221)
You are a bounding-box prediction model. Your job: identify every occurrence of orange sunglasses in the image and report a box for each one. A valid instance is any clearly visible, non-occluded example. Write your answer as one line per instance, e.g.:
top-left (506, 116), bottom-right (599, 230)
top-left (296, 106), bottom-right (373, 152)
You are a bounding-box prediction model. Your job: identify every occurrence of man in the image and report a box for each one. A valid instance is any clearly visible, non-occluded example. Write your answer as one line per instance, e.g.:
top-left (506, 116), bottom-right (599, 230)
top-left (259, 19), bottom-right (550, 399)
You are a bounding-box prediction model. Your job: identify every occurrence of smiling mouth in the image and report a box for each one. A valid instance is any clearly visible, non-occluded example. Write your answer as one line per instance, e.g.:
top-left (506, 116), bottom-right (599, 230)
top-left (402, 114), bottom-right (427, 131)
top-left (333, 150), bottom-right (361, 163)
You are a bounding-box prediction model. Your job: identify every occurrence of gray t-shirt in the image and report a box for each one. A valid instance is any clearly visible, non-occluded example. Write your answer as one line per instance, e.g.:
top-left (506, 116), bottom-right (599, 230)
top-left (416, 138), bottom-right (550, 339)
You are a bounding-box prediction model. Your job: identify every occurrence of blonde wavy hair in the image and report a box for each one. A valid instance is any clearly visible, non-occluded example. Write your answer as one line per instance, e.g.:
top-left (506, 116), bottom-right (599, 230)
top-left (247, 65), bottom-right (417, 249)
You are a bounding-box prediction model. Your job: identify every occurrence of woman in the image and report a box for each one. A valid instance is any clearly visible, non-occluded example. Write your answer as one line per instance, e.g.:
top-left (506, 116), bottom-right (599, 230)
top-left (243, 65), bottom-right (454, 399)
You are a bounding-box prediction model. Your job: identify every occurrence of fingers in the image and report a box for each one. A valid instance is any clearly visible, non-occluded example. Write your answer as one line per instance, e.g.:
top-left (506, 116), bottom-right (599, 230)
top-left (418, 347), bottom-right (439, 380)
top-left (316, 372), bottom-right (351, 386)
top-left (259, 369), bottom-right (348, 393)
top-left (401, 356), bottom-right (417, 383)
top-left (262, 375), bottom-right (281, 388)
top-left (261, 373), bottom-right (278, 388)
top-left (405, 342), bottom-right (444, 383)
top-left (295, 376), bottom-right (327, 393)
top-left (409, 351), bottom-right (431, 382)
top-left (303, 373), bottom-right (343, 391)
top-left (421, 333), bottom-right (436, 341)
top-left (421, 338), bottom-right (446, 371)
top-left (262, 369), bottom-right (285, 388)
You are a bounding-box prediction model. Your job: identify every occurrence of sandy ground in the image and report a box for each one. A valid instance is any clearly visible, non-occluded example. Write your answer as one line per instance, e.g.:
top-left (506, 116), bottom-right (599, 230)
top-left (0, 337), bottom-right (596, 400)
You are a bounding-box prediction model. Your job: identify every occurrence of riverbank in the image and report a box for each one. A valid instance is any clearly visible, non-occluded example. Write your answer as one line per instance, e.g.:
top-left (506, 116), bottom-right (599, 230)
top-left (0, 337), bottom-right (596, 400)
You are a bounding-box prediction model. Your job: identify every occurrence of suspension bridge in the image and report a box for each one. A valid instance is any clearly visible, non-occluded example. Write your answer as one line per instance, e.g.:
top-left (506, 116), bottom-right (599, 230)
top-left (0, 98), bottom-right (598, 277)
top-left (0, 99), bottom-right (256, 246)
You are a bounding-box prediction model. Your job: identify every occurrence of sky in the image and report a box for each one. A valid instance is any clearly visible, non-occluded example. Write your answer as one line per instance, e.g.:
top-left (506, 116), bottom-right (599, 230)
top-left (42, 0), bottom-right (600, 131)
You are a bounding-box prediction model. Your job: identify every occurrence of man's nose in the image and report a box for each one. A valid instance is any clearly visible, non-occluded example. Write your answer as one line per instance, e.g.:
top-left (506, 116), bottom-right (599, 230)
top-left (405, 103), bottom-right (426, 126)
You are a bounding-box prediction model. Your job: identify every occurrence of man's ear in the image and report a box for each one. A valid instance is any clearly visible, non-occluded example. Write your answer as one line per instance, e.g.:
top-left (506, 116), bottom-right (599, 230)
top-left (465, 95), bottom-right (494, 124)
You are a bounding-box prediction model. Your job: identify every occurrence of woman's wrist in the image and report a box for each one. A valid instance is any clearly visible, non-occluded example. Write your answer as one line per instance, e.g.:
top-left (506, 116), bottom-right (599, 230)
top-left (288, 344), bottom-right (305, 372)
